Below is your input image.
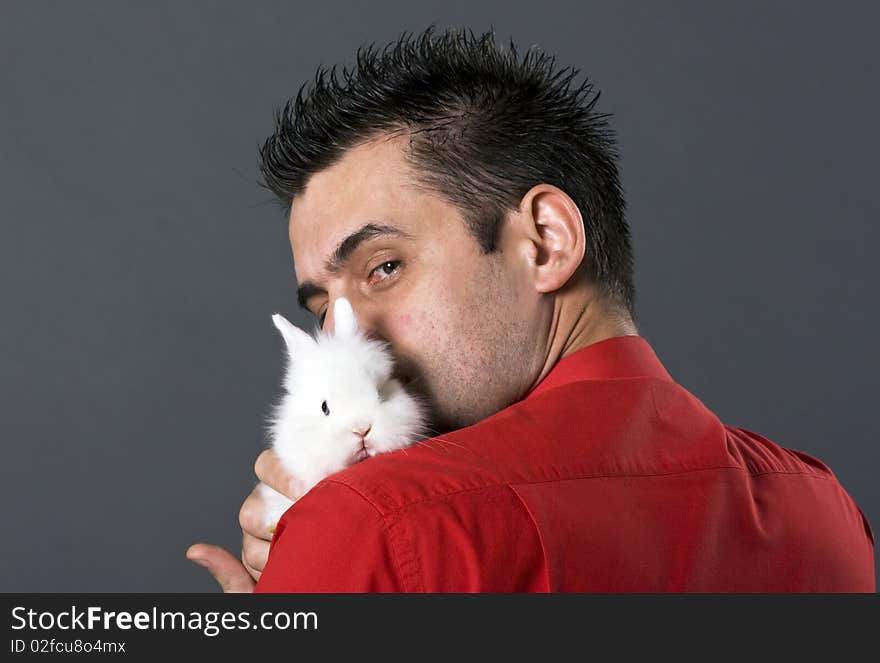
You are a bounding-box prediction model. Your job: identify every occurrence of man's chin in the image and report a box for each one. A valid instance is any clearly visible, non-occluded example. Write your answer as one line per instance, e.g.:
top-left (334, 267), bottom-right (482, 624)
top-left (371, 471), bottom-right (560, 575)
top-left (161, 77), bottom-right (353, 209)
top-left (402, 376), bottom-right (472, 437)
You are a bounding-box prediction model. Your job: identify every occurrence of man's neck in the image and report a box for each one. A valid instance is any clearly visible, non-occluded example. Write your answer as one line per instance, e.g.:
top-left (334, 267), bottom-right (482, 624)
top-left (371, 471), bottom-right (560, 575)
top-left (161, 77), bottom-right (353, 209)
top-left (525, 282), bottom-right (639, 397)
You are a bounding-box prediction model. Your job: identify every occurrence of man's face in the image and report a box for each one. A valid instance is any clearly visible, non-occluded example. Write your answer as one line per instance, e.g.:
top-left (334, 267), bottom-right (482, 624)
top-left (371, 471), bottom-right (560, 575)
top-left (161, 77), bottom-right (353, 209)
top-left (289, 133), bottom-right (549, 434)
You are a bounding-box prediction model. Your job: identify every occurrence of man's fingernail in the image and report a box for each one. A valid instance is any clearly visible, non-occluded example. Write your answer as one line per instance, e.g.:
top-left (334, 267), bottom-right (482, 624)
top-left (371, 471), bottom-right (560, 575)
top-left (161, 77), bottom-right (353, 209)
top-left (189, 557), bottom-right (210, 568)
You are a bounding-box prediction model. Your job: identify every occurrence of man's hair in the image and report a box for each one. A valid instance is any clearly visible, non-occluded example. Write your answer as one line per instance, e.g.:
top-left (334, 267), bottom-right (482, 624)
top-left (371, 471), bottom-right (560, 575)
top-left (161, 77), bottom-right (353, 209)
top-left (258, 25), bottom-right (636, 321)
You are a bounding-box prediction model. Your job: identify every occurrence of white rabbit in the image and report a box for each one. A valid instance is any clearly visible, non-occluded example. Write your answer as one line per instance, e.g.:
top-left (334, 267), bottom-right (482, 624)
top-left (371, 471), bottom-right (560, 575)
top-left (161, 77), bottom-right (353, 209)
top-left (259, 297), bottom-right (428, 534)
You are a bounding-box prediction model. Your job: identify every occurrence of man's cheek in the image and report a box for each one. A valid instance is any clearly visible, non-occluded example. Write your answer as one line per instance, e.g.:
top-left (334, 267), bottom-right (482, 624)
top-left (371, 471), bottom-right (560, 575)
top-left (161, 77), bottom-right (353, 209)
top-left (388, 308), bottom-right (437, 343)
top-left (386, 310), bottom-right (442, 378)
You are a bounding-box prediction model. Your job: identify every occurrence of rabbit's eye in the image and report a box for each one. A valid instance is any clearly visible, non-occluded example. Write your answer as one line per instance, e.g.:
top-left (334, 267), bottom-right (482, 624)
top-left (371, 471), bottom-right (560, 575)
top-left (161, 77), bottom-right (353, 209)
top-left (321, 400), bottom-right (330, 416)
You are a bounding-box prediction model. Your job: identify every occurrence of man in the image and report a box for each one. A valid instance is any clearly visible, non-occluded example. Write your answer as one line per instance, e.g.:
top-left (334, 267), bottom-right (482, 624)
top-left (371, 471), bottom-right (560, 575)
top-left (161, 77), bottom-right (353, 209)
top-left (187, 27), bottom-right (875, 591)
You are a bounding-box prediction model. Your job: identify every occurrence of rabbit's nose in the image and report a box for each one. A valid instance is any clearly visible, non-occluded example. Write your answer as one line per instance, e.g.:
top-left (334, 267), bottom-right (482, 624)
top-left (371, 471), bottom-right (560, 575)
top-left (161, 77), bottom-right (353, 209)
top-left (353, 424), bottom-right (372, 439)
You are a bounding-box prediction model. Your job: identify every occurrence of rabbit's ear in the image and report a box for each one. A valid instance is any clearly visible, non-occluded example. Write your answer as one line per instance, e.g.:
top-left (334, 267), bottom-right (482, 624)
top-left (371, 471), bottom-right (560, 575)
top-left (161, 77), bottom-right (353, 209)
top-left (271, 313), bottom-right (315, 354)
top-left (332, 297), bottom-right (360, 339)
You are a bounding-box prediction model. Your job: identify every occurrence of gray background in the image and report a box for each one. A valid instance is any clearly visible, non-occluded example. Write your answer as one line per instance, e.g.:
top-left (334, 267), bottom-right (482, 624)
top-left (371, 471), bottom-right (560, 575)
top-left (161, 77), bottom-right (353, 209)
top-left (1, 1), bottom-right (877, 592)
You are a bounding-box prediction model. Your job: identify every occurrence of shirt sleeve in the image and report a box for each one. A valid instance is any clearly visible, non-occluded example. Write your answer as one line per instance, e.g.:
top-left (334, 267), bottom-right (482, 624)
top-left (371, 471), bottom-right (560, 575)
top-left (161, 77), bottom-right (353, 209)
top-left (253, 479), bottom-right (404, 592)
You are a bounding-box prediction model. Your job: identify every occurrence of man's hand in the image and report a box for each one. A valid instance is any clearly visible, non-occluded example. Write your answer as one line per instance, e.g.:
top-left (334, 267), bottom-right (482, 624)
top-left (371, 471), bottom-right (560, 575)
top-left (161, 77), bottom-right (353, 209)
top-left (185, 543), bottom-right (255, 593)
top-left (187, 449), bottom-right (306, 592)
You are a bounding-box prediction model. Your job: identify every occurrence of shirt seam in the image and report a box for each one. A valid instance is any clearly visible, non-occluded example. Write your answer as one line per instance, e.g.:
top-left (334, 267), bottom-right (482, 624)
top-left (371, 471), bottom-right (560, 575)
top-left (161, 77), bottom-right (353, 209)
top-left (323, 478), bottom-right (423, 592)
top-left (506, 484), bottom-right (551, 592)
top-left (329, 464), bottom-right (843, 517)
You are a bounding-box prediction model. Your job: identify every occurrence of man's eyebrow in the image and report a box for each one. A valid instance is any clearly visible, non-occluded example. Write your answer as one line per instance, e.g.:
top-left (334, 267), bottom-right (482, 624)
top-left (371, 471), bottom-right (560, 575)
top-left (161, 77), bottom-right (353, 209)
top-left (296, 222), bottom-right (412, 312)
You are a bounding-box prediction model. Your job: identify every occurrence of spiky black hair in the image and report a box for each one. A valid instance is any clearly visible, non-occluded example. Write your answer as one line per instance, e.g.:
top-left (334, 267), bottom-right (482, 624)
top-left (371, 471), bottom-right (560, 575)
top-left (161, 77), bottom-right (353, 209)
top-left (258, 25), bottom-right (635, 321)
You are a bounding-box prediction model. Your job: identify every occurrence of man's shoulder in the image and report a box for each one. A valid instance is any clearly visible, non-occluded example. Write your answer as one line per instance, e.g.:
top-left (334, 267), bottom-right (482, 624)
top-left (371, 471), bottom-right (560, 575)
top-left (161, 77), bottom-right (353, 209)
top-left (722, 425), bottom-right (839, 479)
top-left (309, 376), bottom-right (692, 515)
top-left (310, 375), bottom-right (853, 518)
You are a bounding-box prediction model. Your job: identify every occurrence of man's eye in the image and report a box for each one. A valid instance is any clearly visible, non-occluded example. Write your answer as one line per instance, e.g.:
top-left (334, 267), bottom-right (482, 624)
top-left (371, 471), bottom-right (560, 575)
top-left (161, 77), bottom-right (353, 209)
top-left (369, 260), bottom-right (401, 285)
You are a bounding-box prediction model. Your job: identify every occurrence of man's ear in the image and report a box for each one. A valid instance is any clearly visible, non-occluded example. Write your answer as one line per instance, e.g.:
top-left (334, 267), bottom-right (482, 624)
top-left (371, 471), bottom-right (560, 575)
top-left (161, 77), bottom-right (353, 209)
top-left (515, 184), bottom-right (587, 293)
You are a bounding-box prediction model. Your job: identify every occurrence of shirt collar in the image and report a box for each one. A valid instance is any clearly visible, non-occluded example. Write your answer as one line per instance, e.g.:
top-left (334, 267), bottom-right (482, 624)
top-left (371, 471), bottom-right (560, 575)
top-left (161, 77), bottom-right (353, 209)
top-left (526, 335), bottom-right (674, 400)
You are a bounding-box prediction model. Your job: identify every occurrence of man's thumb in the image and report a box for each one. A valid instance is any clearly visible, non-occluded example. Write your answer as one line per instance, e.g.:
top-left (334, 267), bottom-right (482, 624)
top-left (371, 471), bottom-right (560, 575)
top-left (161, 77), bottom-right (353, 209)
top-left (186, 543), bottom-right (255, 593)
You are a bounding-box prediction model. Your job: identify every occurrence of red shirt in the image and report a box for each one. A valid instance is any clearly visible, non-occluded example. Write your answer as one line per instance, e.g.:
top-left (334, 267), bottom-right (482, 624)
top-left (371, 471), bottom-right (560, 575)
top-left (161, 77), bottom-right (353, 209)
top-left (255, 335), bottom-right (875, 592)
